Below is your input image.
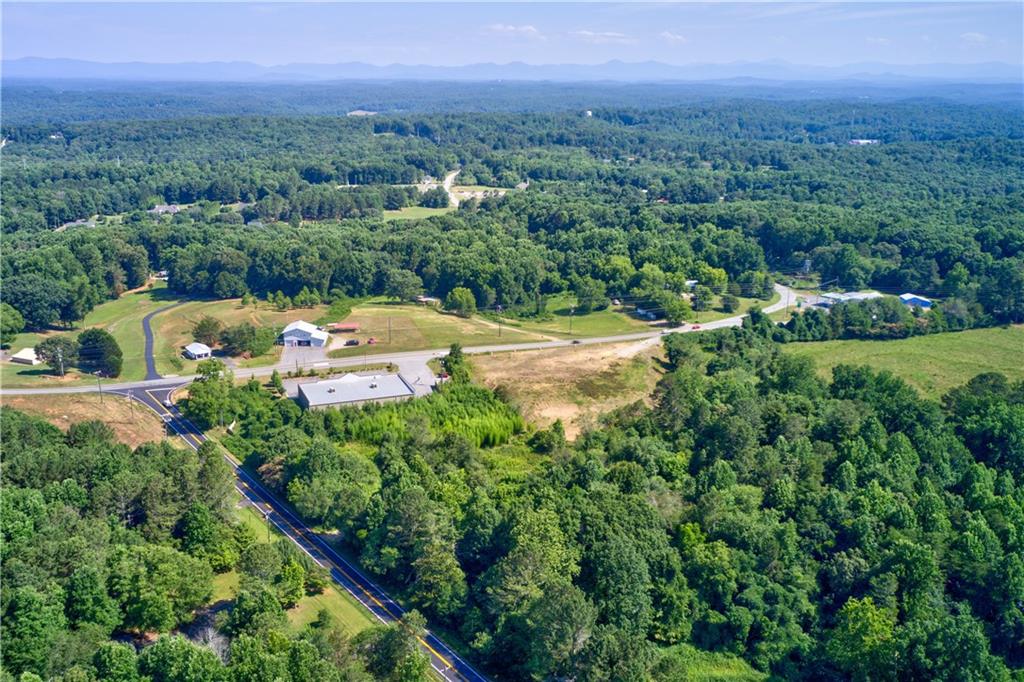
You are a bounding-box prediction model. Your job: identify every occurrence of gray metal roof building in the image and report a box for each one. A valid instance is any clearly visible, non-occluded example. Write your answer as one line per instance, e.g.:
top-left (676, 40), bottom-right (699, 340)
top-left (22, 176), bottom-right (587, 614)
top-left (297, 373), bottom-right (416, 410)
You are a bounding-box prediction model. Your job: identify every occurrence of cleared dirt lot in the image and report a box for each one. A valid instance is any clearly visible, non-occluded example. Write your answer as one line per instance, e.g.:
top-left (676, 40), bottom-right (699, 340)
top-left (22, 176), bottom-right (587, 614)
top-left (3, 393), bottom-right (175, 448)
top-left (470, 340), bottom-right (666, 439)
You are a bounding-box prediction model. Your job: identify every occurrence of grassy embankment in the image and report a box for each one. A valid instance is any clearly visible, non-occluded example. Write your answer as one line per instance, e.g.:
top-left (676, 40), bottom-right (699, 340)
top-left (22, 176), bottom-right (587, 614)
top-left (2, 393), bottom-right (176, 447)
top-left (783, 325), bottom-right (1024, 399)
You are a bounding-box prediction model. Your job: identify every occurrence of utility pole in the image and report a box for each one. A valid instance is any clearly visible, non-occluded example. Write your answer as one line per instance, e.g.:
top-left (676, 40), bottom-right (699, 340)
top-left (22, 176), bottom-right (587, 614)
top-left (57, 348), bottom-right (64, 377)
top-left (95, 373), bottom-right (104, 404)
top-left (569, 307), bottom-right (575, 335)
top-left (498, 320), bottom-right (502, 338)
top-left (387, 317), bottom-right (392, 344)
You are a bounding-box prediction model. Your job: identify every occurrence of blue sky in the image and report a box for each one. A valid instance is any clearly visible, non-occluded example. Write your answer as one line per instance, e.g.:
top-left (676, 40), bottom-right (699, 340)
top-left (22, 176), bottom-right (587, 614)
top-left (3, 2), bottom-right (1021, 66)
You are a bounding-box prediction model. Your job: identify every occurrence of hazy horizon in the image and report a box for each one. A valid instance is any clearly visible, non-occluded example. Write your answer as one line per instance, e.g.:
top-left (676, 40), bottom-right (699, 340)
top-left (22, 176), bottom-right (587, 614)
top-left (4, 2), bottom-right (1022, 68)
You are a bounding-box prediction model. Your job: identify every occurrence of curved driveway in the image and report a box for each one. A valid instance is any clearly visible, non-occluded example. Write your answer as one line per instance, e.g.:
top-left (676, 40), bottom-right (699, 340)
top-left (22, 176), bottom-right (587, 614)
top-left (142, 302), bottom-right (186, 380)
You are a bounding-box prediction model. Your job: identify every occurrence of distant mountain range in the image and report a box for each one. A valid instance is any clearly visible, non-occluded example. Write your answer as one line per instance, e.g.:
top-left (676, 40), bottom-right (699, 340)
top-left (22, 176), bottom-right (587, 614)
top-left (4, 57), bottom-right (1021, 83)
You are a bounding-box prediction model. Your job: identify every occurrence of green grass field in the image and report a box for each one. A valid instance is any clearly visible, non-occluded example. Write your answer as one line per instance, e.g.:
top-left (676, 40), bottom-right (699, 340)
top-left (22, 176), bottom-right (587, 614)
top-left (382, 206), bottom-right (455, 221)
top-left (694, 292), bottom-right (781, 324)
top-left (326, 301), bottom-right (546, 359)
top-left (3, 282), bottom-right (179, 387)
top-left (784, 325), bottom-right (1024, 399)
top-left (493, 292), bottom-right (778, 338)
top-left (495, 294), bottom-right (650, 338)
top-left (655, 644), bottom-right (765, 681)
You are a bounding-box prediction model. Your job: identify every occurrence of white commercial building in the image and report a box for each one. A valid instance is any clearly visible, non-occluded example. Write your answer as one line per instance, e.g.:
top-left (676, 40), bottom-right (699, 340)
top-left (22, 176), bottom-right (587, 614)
top-left (297, 373), bottom-right (416, 410)
top-left (820, 291), bottom-right (884, 307)
top-left (280, 320), bottom-right (330, 348)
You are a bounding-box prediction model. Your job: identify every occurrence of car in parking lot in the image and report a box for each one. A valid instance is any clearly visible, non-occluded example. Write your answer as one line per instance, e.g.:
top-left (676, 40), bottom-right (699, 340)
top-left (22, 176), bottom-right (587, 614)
top-left (344, 339), bottom-right (360, 346)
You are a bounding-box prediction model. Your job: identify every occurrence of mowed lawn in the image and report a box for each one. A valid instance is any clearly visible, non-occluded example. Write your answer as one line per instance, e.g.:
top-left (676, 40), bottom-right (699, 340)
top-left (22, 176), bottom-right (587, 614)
top-left (2, 282), bottom-right (179, 386)
top-left (496, 294), bottom-right (650, 338)
top-left (784, 325), bottom-right (1024, 399)
top-left (326, 302), bottom-right (545, 359)
top-left (152, 298), bottom-right (331, 376)
top-left (694, 292), bottom-right (781, 323)
top-left (494, 291), bottom-right (778, 338)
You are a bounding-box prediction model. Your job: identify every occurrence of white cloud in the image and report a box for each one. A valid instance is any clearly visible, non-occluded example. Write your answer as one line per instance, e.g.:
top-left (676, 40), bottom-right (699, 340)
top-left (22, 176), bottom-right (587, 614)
top-left (960, 31), bottom-right (989, 45)
top-left (659, 31), bottom-right (688, 44)
top-left (484, 24), bottom-right (544, 40)
top-left (866, 36), bottom-right (891, 45)
top-left (570, 30), bottom-right (635, 45)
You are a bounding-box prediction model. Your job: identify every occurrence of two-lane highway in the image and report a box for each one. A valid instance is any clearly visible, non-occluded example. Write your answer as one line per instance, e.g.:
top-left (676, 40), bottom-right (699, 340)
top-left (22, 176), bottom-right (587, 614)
top-left (122, 385), bottom-right (487, 682)
top-left (1, 284), bottom-right (800, 681)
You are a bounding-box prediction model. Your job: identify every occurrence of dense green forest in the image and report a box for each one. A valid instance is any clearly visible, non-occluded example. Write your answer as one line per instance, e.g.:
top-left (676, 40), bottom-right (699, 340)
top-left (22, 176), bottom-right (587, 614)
top-left (178, 327), bottom-right (1024, 680)
top-left (3, 94), bottom-right (1023, 334)
top-left (0, 408), bottom-right (439, 681)
top-left (2, 83), bottom-right (1023, 680)
top-left (4, 80), bottom-right (1020, 124)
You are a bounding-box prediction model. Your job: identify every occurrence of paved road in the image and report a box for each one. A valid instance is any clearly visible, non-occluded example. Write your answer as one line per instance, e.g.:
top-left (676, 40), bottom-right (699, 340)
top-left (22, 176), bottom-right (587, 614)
top-left (3, 285), bottom-right (796, 396)
top-left (2, 284), bottom-right (797, 680)
top-left (142, 302), bottom-right (186, 380)
top-left (110, 382), bottom-right (487, 682)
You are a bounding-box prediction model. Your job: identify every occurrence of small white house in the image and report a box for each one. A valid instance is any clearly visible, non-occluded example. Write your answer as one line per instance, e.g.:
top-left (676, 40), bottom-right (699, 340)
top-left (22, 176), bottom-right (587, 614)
top-left (280, 320), bottom-right (330, 348)
top-left (184, 342), bottom-right (212, 360)
top-left (9, 348), bottom-right (40, 365)
top-left (899, 293), bottom-right (933, 309)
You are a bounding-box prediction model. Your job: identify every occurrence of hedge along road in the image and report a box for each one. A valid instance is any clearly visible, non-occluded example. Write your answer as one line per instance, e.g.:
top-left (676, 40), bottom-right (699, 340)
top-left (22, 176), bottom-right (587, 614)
top-left (1, 284), bottom-right (796, 396)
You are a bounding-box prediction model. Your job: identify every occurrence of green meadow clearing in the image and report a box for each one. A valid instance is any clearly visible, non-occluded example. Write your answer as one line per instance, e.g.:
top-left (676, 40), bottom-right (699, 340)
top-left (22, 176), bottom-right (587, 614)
top-left (784, 325), bottom-right (1024, 399)
top-left (382, 206), bottom-right (455, 221)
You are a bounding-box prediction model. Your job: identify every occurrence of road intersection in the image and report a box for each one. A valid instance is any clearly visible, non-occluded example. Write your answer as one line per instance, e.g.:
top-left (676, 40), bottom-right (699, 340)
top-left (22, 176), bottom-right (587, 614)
top-left (0, 284), bottom-right (796, 681)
